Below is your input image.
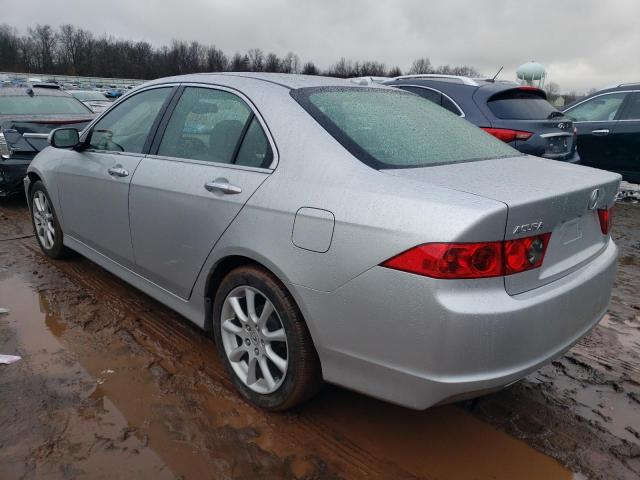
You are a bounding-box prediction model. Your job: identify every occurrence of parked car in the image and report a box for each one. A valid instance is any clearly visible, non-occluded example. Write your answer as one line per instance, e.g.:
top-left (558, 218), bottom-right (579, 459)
top-left (104, 87), bottom-right (124, 99)
top-left (26, 73), bottom-right (619, 411)
top-left (561, 83), bottom-right (640, 183)
top-left (68, 90), bottom-right (113, 113)
top-left (384, 75), bottom-right (579, 163)
top-left (0, 87), bottom-right (94, 196)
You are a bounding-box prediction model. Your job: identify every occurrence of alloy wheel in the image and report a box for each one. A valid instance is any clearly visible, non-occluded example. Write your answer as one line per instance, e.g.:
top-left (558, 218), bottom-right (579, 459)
top-left (32, 191), bottom-right (55, 250)
top-left (220, 286), bottom-right (289, 394)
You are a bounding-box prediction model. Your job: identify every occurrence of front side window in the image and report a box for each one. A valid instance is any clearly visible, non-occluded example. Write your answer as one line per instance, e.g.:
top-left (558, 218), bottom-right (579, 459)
top-left (158, 87), bottom-right (272, 167)
top-left (292, 87), bottom-right (518, 169)
top-left (564, 92), bottom-right (628, 122)
top-left (88, 87), bottom-right (171, 153)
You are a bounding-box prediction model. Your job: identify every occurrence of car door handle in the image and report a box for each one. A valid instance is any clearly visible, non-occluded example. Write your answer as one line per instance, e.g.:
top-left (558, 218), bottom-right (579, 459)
top-left (591, 129), bottom-right (610, 136)
top-left (107, 165), bottom-right (129, 177)
top-left (204, 179), bottom-right (242, 195)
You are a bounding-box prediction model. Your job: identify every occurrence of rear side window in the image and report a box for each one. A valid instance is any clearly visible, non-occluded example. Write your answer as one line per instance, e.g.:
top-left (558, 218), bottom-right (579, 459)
top-left (487, 90), bottom-right (558, 120)
top-left (235, 117), bottom-right (273, 168)
top-left (564, 92), bottom-right (627, 122)
top-left (158, 87), bottom-right (272, 167)
top-left (617, 93), bottom-right (640, 120)
top-left (291, 87), bottom-right (519, 170)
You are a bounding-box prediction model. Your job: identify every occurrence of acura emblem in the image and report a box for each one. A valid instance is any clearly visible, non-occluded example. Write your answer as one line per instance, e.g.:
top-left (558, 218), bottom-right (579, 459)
top-left (588, 189), bottom-right (600, 210)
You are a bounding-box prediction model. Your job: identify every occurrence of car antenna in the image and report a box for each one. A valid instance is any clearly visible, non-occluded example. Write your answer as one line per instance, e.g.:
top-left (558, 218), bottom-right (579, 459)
top-left (490, 66), bottom-right (504, 83)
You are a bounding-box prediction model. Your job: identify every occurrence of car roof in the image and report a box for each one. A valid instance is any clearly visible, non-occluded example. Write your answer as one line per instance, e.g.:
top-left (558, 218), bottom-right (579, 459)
top-left (145, 72), bottom-right (385, 90)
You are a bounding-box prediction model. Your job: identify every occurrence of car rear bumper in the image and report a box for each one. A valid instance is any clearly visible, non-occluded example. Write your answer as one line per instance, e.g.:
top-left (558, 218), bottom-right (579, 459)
top-left (542, 149), bottom-right (580, 163)
top-left (293, 237), bottom-right (617, 409)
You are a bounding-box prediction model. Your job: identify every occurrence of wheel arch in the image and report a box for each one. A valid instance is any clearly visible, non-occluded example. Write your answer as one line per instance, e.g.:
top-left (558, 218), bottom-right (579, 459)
top-left (204, 254), bottom-right (292, 329)
top-left (202, 253), bottom-right (321, 368)
top-left (25, 171), bottom-right (43, 208)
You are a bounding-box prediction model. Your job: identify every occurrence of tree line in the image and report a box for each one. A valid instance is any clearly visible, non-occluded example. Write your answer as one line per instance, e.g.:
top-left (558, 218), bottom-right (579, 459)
top-left (0, 24), bottom-right (481, 80)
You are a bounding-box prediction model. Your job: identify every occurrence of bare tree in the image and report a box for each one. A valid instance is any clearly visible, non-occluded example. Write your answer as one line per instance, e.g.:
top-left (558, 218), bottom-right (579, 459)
top-left (545, 81), bottom-right (560, 101)
top-left (28, 24), bottom-right (56, 72)
top-left (387, 66), bottom-right (402, 77)
top-left (0, 23), bottom-right (482, 84)
top-left (247, 48), bottom-right (265, 71)
top-left (281, 52), bottom-right (300, 73)
top-left (302, 61), bottom-right (319, 75)
top-left (409, 57), bottom-right (433, 74)
top-left (57, 25), bottom-right (92, 75)
top-left (264, 53), bottom-right (281, 73)
top-left (205, 46), bottom-right (227, 72)
top-left (0, 24), bottom-right (20, 72)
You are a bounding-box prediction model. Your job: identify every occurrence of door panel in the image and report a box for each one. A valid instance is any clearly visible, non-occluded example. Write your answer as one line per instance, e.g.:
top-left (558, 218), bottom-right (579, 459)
top-left (58, 151), bottom-right (142, 267)
top-left (574, 120), bottom-right (619, 169)
top-left (128, 85), bottom-right (275, 299)
top-left (565, 91), bottom-right (628, 170)
top-left (57, 87), bottom-right (174, 267)
top-left (129, 158), bottom-right (269, 298)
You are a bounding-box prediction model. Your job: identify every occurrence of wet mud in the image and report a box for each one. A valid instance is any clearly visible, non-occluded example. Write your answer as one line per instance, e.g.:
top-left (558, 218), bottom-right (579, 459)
top-left (1, 197), bottom-right (638, 479)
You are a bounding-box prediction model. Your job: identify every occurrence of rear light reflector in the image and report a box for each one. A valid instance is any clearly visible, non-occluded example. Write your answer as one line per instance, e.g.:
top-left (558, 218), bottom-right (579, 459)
top-left (598, 207), bottom-right (613, 235)
top-left (481, 127), bottom-right (533, 143)
top-left (382, 233), bottom-right (551, 279)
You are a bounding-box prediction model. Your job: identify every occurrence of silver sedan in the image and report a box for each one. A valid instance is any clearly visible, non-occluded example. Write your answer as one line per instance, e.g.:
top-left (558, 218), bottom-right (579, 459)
top-left (25, 73), bottom-right (620, 410)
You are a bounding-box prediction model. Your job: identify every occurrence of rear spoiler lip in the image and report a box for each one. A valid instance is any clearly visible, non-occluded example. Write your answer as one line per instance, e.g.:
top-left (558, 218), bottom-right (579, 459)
top-left (485, 86), bottom-right (548, 102)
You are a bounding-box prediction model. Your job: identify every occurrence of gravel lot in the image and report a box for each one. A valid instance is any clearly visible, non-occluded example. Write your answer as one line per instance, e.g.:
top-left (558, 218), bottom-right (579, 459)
top-left (0, 198), bottom-right (638, 480)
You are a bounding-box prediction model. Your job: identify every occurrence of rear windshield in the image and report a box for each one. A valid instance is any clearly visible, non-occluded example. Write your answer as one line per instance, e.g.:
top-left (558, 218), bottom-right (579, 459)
top-left (291, 87), bottom-right (519, 169)
top-left (71, 91), bottom-right (108, 102)
top-left (0, 95), bottom-right (92, 115)
top-left (487, 90), bottom-right (558, 120)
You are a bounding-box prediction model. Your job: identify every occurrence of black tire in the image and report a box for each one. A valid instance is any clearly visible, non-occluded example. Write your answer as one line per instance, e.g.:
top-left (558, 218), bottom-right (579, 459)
top-left (29, 180), bottom-right (71, 259)
top-left (213, 265), bottom-right (323, 410)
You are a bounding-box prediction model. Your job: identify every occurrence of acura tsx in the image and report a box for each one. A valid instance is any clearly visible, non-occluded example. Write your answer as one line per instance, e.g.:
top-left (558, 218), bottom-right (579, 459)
top-left (25, 73), bottom-right (620, 410)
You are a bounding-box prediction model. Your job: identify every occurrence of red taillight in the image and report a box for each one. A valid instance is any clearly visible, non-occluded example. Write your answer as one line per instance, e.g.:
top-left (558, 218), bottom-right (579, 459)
top-left (382, 233), bottom-right (551, 279)
top-left (504, 233), bottom-right (551, 275)
top-left (598, 207), bottom-right (613, 235)
top-left (481, 127), bottom-right (533, 143)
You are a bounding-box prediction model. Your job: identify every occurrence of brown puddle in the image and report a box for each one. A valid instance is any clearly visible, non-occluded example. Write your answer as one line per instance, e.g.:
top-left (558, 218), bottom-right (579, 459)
top-left (0, 270), bottom-right (583, 479)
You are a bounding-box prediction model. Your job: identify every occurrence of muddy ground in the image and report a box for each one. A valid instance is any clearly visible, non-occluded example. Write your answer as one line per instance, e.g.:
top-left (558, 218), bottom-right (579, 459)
top-left (0, 198), bottom-right (638, 480)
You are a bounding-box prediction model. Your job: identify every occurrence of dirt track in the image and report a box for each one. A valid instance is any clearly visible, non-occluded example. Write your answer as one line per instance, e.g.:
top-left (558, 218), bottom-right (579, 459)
top-left (0, 199), bottom-right (638, 480)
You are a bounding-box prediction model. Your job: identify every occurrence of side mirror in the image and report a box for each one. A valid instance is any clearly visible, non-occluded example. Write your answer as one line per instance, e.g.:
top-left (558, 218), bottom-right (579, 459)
top-left (49, 128), bottom-right (80, 149)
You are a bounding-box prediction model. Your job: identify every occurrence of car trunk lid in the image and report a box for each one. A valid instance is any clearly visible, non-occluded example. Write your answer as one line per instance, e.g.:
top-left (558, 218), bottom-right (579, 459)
top-left (383, 155), bottom-right (620, 294)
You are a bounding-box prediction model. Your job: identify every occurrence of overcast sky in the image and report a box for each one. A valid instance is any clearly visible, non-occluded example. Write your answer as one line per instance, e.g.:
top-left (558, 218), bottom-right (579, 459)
top-left (2, 0), bottom-right (639, 92)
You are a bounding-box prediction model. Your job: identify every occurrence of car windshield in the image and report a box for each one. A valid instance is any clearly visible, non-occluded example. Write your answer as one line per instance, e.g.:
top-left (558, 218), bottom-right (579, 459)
top-left (0, 95), bottom-right (92, 115)
top-left (71, 91), bottom-right (108, 102)
top-left (487, 90), bottom-right (559, 120)
top-left (291, 86), bottom-right (519, 169)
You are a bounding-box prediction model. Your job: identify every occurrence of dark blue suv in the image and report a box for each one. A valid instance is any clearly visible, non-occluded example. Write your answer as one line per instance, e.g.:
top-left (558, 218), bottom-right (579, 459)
top-left (383, 75), bottom-right (579, 163)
